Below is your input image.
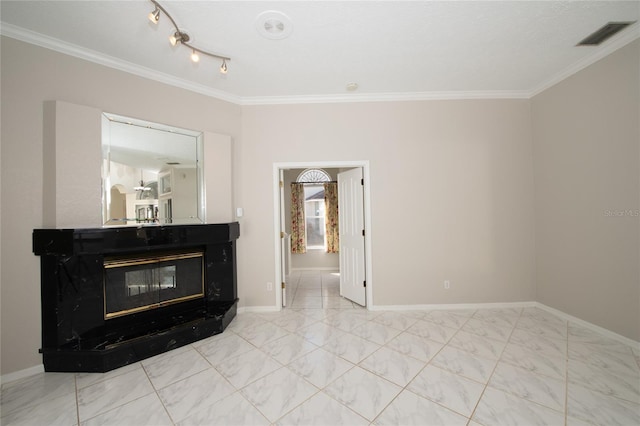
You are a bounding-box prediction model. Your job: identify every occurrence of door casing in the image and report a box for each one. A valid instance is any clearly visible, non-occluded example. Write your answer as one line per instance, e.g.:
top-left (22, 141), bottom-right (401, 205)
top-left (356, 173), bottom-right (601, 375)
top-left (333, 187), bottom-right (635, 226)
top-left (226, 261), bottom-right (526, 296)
top-left (272, 161), bottom-right (373, 310)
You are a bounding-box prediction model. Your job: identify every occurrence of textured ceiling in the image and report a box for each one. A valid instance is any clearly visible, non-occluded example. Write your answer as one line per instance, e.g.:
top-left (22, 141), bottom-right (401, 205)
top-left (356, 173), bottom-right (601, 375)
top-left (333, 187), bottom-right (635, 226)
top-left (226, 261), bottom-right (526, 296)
top-left (1, 1), bottom-right (638, 104)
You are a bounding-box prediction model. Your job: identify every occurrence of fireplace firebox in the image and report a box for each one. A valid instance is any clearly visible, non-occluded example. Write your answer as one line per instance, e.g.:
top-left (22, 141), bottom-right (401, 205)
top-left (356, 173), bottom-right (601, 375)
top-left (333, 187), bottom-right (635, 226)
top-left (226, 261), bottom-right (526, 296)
top-left (33, 223), bottom-right (239, 372)
top-left (104, 249), bottom-right (205, 319)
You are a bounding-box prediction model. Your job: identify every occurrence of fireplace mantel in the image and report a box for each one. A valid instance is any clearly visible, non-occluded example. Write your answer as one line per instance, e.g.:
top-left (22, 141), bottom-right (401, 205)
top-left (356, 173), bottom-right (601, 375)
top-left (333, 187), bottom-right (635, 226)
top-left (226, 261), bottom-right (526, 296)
top-left (33, 223), bottom-right (239, 372)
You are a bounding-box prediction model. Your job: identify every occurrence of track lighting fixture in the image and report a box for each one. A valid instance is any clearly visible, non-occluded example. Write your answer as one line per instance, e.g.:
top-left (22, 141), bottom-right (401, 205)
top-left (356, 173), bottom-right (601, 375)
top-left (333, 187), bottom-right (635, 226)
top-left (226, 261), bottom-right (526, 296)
top-left (147, 0), bottom-right (230, 74)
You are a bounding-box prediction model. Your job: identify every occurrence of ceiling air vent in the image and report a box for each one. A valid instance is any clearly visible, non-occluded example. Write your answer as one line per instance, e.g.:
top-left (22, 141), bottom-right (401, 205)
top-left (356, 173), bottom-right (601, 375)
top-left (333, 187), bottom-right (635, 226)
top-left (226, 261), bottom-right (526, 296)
top-left (577, 21), bottom-right (636, 46)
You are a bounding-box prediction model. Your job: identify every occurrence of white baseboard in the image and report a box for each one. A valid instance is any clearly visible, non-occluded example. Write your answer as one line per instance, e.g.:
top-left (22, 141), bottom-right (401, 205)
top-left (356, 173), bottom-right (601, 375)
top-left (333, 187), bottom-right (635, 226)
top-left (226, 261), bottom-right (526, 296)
top-left (369, 301), bottom-right (537, 312)
top-left (534, 302), bottom-right (640, 349)
top-left (370, 301), bottom-right (639, 348)
top-left (1, 364), bottom-right (44, 386)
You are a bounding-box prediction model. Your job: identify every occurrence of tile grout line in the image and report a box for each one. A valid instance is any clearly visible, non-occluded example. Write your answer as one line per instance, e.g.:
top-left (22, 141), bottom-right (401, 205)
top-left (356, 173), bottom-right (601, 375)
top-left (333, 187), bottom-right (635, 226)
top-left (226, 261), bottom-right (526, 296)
top-left (281, 306), bottom-right (400, 423)
top-left (356, 312), bottom-right (414, 424)
top-left (467, 307), bottom-right (524, 424)
top-left (451, 310), bottom-right (485, 423)
top-left (7, 293), bottom-right (638, 425)
top-left (374, 310), bottom-right (475, 423)
top-left (141, 358), bottom-right (177, 425)
top-left (373, 310), bottom-right (494, 424)
top-left (194, 332), bottom-right (274, 425)
top-left (228, 305), bottom-right (600, 423)
top-left (270, 364), bottom-right (345, 424)
top-left (74, 373), bottom-right (80, 426)
top-left (242, 312), bottom-right (344, 425)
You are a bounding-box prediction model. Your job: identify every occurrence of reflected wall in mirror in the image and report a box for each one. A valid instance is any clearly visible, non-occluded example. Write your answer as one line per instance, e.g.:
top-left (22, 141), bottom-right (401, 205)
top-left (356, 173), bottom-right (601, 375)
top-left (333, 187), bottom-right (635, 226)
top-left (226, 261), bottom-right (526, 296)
top-left (102, 113), bottom-right (204, 226)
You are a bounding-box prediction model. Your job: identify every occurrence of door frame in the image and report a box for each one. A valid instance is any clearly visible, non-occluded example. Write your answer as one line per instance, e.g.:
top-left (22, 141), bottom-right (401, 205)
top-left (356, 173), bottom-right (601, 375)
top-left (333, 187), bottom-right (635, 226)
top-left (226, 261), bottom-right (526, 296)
top-left (272, 160), bottom-right (373, 310)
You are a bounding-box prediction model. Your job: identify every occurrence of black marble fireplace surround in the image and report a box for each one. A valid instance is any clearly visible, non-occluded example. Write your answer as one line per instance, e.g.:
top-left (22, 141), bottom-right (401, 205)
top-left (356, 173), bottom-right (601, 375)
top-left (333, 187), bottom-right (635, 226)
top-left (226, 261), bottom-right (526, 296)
top-left (32, 223), bottom-right (239, 372)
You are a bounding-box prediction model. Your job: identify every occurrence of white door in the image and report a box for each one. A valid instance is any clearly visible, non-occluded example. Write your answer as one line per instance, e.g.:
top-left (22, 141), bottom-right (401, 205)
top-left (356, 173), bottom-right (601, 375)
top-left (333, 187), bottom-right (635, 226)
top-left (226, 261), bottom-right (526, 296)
top-left (338, 168), bottom-right (366, 306)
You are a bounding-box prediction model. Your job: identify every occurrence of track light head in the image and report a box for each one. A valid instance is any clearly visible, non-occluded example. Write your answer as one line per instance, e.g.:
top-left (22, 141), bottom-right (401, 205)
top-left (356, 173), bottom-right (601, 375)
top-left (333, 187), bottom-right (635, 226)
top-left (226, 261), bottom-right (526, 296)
top-left (148, 7), bottom-right (160, 24)
top-left (191, 50), bottom-right (200, 63)
top-left (220, 59), bottom-right (228, 74)
top-left (169, 31), bottom-right (189, 46)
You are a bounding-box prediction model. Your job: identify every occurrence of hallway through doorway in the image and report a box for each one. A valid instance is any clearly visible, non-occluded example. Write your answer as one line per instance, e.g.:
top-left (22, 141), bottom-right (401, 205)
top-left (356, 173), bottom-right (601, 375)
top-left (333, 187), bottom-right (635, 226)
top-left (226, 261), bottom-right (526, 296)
top-left (285, 270), bottom-right (360, 309)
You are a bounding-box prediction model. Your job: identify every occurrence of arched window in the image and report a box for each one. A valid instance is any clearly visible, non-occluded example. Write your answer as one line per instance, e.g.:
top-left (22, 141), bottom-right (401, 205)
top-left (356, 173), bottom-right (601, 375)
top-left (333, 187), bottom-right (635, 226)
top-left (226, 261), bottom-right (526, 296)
top-left (297, 168), bottom-right (331, 183)
top-left (297, 169), bottom-right (331, 249)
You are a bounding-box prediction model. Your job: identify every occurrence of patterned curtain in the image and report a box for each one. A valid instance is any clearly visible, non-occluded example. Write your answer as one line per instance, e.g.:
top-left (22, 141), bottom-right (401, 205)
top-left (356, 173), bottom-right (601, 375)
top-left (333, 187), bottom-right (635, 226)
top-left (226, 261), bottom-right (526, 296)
top-left (324, 182), bottom-right (339, 253)
top-left (290, 183), bottom-right (306, 254)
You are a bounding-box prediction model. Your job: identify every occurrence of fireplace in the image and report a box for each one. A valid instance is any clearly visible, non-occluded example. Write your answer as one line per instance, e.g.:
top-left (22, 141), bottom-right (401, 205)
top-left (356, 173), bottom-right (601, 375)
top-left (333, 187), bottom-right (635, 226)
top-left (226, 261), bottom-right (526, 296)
top-left (33, 223), bottom-right (239, 372)
top-left (104, 249), bottom-right (205, 319)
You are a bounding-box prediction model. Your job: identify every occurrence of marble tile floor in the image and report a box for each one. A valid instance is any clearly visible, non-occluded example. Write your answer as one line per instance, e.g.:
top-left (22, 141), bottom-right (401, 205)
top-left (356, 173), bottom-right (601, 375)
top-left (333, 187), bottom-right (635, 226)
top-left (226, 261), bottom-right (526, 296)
top-left (1, 271), bottom-right (639, 426)
top-left (285, 270), bottom-right (356, 309)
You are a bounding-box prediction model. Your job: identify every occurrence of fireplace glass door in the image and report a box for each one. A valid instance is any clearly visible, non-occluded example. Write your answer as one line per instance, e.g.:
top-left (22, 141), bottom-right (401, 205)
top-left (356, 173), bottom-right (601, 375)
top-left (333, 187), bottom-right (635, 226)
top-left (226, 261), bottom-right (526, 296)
top-left (104, 250), bottom-right (204, 319)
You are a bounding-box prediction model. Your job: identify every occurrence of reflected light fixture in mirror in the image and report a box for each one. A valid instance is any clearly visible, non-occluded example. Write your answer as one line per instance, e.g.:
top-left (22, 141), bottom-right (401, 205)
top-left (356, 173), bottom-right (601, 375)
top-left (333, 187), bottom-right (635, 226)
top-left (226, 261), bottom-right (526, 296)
top-left (102, 113), bottom-right (204, 226)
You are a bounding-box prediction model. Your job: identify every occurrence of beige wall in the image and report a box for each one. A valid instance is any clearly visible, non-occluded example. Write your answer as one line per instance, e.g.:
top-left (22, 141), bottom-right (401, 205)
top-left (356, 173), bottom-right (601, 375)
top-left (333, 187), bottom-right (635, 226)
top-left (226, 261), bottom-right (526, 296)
top-left (239, 100), bottom-right (536, 307)
top-left (1, 35), bottom-right (537, 373)
top-left (0, 37), bottom-right (241, 375)
top-left (43, 101), bottom-right (103, 227)
top-left (6, 32), bottom-right (634, 377)
top-left (532, 40), bottom-right (640, 341)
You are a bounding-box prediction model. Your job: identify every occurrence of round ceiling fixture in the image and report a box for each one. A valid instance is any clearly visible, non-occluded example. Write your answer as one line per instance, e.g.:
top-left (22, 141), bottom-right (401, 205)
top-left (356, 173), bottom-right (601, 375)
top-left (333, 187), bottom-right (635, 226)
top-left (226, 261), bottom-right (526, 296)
top-left (255, 10), bottom-right (293, 40)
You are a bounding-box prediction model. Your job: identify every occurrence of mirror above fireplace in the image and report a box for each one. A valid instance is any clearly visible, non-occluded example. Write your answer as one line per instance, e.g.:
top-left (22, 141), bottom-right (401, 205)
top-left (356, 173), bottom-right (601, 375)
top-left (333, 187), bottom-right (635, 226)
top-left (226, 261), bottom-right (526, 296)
top-left (42, 100), bottom-right (233, 228)
top-left (102, 113), bottom-right (204, 226)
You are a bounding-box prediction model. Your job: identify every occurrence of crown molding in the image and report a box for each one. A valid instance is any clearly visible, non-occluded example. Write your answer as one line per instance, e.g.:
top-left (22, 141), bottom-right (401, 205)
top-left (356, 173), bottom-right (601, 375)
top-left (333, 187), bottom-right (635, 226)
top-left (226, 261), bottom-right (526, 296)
top-left (2, 20), bottom-right (637, 106)
top-left (0, 22), bottom-right (530, 105)
top-left (530, 21), bottom-right (640, 97)
top-left (0, 22), bottom-right (242, 105)
top-left (239, 89), bottom-right (531, 106)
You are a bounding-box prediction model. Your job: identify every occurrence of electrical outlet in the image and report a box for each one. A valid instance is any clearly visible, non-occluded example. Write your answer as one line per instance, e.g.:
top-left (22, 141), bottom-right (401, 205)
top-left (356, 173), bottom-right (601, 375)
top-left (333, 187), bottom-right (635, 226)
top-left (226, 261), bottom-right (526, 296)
top-left (267, 282), bottom-right (273, 291)
top-left (444, 280), bottom-right (450, 289)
